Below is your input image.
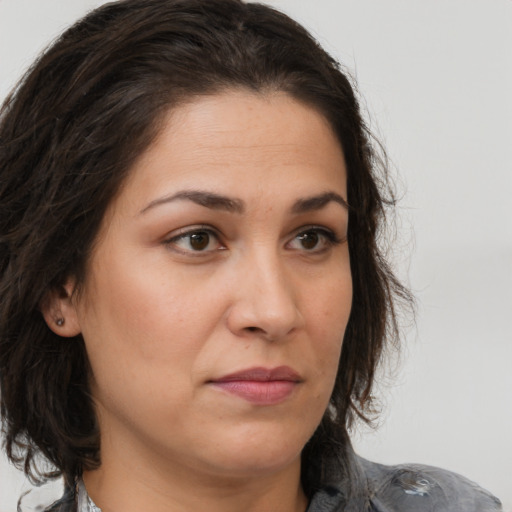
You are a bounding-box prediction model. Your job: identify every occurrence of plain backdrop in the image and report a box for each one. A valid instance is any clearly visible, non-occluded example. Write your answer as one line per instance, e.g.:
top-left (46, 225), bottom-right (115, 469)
top-left (1, 0), bottom-right (511, 510)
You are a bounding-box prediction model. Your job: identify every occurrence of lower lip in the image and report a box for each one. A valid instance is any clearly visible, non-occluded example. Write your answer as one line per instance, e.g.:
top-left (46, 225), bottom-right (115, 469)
top-left (210, 380), bottom-right (298, 405)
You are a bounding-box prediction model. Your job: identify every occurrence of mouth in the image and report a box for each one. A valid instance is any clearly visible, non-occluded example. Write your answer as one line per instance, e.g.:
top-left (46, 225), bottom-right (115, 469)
top-left (208, 366), bottom-right (302, 405)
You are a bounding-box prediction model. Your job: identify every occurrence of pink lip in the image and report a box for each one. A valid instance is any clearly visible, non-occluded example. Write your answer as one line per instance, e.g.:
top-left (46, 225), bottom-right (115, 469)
top-left (209, 366), bottom-right (302, 405)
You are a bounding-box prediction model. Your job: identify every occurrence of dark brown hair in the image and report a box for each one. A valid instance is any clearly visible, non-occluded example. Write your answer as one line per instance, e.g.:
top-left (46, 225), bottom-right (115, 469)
top-left (0, 0), bottom-right (410, 498)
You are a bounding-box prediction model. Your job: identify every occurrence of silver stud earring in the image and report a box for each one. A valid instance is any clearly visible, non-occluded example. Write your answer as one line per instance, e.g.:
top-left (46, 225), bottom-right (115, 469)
top-left (56, 318), bottom-right (65, 327)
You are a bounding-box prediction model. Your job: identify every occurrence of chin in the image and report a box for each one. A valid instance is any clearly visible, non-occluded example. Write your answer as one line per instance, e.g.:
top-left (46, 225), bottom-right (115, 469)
top-left (194, 424), bottom-right (310, 479)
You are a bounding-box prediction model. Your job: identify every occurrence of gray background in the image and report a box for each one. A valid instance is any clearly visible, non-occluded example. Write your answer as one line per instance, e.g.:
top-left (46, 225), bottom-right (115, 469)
top-left (1, 0), bottom-right (511, 510)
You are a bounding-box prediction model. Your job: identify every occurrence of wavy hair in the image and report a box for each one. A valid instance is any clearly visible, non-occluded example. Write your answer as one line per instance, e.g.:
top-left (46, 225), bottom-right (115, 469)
top-left (0, 0), bottom-right (411, 498)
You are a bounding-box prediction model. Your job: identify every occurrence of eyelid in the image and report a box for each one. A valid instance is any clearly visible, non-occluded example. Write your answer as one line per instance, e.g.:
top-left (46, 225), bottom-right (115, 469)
top-left (163, 225), bottom-right (225, 255)
top-left (292, 224), bottom-right (344, 241)
top-left (286, 225), bottom-right (345, 252)
top-left (161, 223), bottom-right (345, 256)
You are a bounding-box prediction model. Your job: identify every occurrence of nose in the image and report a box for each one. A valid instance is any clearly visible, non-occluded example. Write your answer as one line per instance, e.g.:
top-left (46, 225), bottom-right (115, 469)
top-left (226, 252), bottom-right (305, 341)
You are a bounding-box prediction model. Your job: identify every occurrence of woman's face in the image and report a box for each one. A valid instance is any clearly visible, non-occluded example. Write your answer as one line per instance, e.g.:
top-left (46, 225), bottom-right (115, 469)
top-left (65, 91), bottom-right (351, 481)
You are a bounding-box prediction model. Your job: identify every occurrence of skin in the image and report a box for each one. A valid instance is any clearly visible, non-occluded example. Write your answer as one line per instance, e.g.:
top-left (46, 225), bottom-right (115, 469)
top-left (44, 91), bottom-right (352, 512)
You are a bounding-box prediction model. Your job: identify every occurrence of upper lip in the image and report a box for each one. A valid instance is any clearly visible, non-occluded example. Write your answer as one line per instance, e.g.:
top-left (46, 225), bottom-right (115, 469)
top-left (211, 366), bottom-right (302, 382)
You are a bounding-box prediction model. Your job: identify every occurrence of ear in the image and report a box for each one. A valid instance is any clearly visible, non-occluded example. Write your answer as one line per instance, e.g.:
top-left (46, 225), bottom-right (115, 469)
top-left (40, 279), bottom-right (82, 337)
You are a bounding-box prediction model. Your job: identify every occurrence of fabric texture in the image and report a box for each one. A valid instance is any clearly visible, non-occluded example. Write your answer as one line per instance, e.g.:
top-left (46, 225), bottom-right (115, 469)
top-left (44, 456), bottom-right (502, 512)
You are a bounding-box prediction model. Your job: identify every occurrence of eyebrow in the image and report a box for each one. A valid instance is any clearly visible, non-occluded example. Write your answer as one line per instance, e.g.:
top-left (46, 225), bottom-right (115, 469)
top-left (291, 191), bottom-right (349, 213)
top-left (140, 190), bottom-right (245, 215)
top-left (139, 190), bottom-right (348, 215)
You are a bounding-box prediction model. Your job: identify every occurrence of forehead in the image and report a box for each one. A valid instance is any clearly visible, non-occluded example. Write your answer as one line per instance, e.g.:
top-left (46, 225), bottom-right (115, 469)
top-left (112, 90), bottom-right (347, 215)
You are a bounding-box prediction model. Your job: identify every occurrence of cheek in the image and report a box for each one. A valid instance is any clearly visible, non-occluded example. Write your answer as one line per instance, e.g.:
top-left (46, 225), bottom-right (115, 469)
top-left (81, 256), bottom-right (209, 358)
top-left (77, 249), bottom-right (231, 415)
top-left (309, 265), bottom-right (352, 338)
top-left (78, 266), bottom-right (204, 422)
top-left (303, 270), bottom-right (352, 386)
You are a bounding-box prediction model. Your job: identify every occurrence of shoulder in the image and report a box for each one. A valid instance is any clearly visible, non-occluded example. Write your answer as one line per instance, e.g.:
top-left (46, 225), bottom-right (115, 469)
top-left (358, 457), bottom-right (503, 512)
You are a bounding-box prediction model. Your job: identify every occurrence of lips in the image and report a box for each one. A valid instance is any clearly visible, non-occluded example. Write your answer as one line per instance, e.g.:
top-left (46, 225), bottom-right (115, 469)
top-left (209, 366), bottom-right (302, 405)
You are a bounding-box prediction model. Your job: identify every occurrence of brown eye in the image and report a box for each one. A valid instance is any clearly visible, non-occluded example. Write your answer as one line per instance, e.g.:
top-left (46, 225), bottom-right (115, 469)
top-left (297, 231), bottom-right (319, 250)
top-left (166, 227), bottom-right (223, 254)
top-left (287, 227), bottom-right (341, 253)
top-left (189, 231), bottom-right (210, 251)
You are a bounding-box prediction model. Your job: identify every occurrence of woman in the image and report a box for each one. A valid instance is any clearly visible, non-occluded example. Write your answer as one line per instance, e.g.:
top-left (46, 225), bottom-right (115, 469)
top-left (0, 1), bottom-right (502, 511)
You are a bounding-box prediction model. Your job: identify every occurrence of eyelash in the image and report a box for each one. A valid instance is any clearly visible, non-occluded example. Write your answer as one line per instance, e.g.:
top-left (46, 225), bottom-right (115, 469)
top-left (163, 225), bottom-right (224, 255)
top-left (163, 225), bottom-right (344, 256)
top-left (287, 226), bottom-right (343, 253)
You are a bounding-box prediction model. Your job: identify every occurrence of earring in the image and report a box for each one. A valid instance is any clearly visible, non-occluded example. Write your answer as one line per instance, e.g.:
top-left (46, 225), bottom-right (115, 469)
top-left (56, 318), bottom-right (65, 327)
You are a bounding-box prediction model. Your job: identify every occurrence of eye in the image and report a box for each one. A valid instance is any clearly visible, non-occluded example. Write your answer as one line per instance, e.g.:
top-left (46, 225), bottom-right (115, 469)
top-left (164, 227), bottom-right (224, 254)
top-left (287, 227), bottom-right (342, 253)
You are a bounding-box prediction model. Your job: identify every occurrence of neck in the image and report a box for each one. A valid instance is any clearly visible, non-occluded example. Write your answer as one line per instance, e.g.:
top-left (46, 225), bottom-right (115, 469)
top-left (82, 452), bottom-right (308, 512)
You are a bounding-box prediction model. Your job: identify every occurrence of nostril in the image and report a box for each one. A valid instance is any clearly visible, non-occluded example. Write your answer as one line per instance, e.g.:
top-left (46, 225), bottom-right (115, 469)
top-left (244, 326), bottom-right (270, 335)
